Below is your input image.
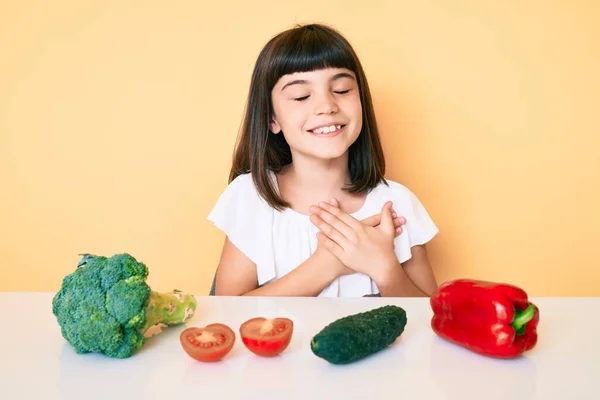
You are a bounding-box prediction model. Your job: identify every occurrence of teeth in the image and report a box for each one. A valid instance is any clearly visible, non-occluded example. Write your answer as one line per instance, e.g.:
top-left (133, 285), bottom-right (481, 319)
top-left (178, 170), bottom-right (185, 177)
top-left (313, 125), bottom-right (342, 134)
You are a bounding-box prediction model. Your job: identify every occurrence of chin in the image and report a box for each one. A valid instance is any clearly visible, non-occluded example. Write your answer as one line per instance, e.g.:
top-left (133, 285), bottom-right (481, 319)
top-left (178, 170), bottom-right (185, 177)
top-left (310, 147), bottom-right (350, 161)
top-left (292, 135), bottom-right (358, 161)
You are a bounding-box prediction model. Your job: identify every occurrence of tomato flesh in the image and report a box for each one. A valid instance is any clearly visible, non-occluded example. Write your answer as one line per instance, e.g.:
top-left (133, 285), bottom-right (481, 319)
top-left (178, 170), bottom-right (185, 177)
top-left (180, 324), bottom-right (235, 362)
top-left (239, 317), bottom-right (293, 357)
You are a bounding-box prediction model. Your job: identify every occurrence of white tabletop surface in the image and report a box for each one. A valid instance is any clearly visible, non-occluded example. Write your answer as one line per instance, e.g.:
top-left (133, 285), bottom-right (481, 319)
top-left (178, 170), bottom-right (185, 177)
top-left (1, 292), bottom-right (598, 399)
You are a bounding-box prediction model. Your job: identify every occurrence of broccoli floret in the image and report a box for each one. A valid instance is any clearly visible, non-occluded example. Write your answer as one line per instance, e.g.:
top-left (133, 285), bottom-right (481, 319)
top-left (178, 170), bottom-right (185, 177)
top-left (52, 253), bottom-right (197, 358)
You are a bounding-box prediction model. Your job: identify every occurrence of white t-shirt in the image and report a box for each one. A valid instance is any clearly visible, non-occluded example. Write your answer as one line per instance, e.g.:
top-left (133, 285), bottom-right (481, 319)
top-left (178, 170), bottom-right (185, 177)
top-left (207, 172), bottom-right (438, 297)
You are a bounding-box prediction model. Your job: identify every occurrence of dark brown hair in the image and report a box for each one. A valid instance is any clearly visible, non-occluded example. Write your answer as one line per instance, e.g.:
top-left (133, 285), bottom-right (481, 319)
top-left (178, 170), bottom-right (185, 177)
top-left (229, 23), bottom-right (387, 210)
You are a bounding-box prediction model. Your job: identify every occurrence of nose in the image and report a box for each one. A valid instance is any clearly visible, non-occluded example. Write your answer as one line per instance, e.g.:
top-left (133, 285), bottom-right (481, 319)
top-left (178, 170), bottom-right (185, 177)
top-left (313, 92), bottom-right (338, 115)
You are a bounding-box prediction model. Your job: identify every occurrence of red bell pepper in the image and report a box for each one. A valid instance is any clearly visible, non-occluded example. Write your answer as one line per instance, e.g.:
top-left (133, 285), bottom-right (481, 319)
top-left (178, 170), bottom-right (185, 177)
top-left (430, 279), bottom-right (539, 358)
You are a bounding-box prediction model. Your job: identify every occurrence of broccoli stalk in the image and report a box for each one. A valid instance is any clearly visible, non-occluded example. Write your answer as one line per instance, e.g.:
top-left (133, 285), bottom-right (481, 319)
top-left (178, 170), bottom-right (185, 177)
top-left (142, 289), bottom-right (197, 334)
top-left (52, 253), bottom-right (198, 358)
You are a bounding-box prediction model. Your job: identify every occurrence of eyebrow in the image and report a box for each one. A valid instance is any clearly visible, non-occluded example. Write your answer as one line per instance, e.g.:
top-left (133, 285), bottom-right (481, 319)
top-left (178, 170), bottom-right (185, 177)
top-left (280, 72), bottom-right (356, 91)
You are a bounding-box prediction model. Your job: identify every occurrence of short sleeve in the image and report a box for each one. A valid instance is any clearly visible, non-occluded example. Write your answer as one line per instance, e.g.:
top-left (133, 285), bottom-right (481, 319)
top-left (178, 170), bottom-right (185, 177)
top-left (206, 173), bottom-right (277, 284)
top-left (386, 182), bottom-right (439, 263)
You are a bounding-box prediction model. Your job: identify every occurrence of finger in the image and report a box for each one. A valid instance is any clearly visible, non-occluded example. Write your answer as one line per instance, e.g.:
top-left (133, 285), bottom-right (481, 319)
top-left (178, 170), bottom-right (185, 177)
top-left (317, 201), bottom-right (363, 231)
top-left (393, 216), bottom-right (405, 228)
top-left (394, 225), bottom-right (403, 237)
top-left (394, 216), bottom-right (406, 236)
top-left (363, 214), bottom-right (405, 229)
top-left (316, 232), bottom-right (345, 259)
top-left (361, 213), bottom-right (381, 227)
top-left (310, 204), bottom-right (356, 241)
top-left (310, 213), bottom-right (351, 250)
top-left (364, 214), bottom-right (405, 229)
top-left (379, 201), bottom-right (396, 235)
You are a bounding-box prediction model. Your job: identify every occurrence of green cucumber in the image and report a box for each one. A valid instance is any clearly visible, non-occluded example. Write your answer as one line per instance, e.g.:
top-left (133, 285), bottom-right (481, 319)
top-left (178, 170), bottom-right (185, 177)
top-left (310, 305), bottom-right (407, 364)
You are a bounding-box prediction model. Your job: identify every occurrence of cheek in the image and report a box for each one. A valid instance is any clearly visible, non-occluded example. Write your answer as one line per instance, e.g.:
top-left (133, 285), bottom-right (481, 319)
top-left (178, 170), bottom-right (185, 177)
top-left (350, 101), bottom-right (363, 132)
top-left (354, 98), bottom-right (363, 118)
top-left (355, 106), bottom-right (363, 124)
top-left (279, 107), bottom-right (306, 132)
top-left (343, 95), bottom-right (362, 120)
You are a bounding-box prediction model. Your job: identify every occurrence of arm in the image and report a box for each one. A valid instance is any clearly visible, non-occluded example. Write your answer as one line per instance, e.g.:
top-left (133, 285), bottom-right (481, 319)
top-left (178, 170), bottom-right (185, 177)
top-left (309, 200), bottom-right (438, 297)
top-left (214, 237), bottom-right (344, 297)
top-left (374, 245), bottom-right (438, 297)
top-left (214, 205), bottom-right (406, 296)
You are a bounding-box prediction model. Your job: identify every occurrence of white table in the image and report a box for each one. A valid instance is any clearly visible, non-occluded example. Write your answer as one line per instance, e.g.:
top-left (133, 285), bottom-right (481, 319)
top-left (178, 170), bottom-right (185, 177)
top-left (1, 293), bottom-right (598, 399)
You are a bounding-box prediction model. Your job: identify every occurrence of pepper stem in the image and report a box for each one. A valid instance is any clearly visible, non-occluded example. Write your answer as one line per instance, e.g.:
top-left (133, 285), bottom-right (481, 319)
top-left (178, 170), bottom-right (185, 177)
top-left (512, 303), bottom-right (535, 335)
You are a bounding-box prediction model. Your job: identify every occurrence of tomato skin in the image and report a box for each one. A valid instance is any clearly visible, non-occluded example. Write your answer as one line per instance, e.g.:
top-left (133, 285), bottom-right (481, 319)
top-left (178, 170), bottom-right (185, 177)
top-left (239, 317), bottom-right (294, 357)
top-left (241, 336), bottom-right (292, 357)
top-left (180, 324), bottom-right (236, 362)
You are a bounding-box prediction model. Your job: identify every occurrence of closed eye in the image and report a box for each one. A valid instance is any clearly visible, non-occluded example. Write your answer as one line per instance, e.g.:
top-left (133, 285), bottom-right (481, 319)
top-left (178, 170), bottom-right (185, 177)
top-left (294, 89), bottom-right (351, 101)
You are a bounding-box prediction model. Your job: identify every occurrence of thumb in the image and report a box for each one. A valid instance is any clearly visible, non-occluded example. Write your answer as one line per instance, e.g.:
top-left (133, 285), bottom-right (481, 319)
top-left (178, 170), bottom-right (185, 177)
top-left (379, 201), bottom-right (395, 235)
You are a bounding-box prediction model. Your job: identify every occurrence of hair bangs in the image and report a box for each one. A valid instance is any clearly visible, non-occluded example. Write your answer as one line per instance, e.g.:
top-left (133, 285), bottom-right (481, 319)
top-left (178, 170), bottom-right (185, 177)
top-left (268, 25), bottom-right (358, 90)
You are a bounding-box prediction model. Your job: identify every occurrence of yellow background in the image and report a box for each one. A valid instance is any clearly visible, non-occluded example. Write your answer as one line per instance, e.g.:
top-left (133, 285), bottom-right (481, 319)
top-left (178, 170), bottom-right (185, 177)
top-left (1, 1), bottom-right (599, 296)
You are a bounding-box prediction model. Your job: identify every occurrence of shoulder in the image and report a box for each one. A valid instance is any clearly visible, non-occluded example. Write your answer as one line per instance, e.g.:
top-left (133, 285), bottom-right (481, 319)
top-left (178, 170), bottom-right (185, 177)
top-left (206, 173), bottom-right (276, 270)
top-left (380, 179), bottom-right (414, 197)
top-left (226, 173), bottom-right (259, 195)
top-left (372, 179), bottom-right (426, 210)
top-left (213, 173), bottom-right (265, 205)
top-left (206, 173), bottom-right (284, 286)
top-left (207, 172), bottom-right (271, 222)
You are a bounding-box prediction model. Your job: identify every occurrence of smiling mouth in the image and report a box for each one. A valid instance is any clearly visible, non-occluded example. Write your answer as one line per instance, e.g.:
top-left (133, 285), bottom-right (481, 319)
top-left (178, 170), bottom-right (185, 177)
top-left (308, 124), bottom-right (345, 135)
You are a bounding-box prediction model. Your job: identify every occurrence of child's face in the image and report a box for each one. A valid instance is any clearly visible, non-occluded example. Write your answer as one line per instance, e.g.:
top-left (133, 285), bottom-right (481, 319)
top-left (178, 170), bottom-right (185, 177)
top-left (270, 67), bottom-right (362, 162)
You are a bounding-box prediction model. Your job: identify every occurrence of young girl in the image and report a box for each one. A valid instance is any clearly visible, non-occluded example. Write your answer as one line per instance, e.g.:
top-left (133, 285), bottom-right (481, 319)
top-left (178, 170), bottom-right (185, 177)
top-left (207, 23), bottom-right (439, 297)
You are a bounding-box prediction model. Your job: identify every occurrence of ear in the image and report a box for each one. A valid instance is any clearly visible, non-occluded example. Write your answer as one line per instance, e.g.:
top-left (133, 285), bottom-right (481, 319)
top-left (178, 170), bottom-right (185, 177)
top-left (270, 117), bottom-right (281, 134)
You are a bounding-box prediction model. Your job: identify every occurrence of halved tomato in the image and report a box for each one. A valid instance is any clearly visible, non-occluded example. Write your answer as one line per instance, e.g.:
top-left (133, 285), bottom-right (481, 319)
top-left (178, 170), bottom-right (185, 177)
top-left (239, 317), bottom-right (294, 357)
top-left (180, 324), bottom-right (235, 362)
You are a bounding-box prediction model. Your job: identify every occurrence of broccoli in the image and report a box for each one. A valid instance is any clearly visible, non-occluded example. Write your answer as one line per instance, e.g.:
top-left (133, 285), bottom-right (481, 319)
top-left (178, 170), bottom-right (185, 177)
top-left (52, 253), bottom-right (198, 358)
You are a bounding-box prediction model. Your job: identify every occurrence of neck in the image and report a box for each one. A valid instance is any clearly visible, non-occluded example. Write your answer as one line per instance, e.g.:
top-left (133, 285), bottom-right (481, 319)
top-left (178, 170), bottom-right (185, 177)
top-left (285, 154), bottom-right (349, 195)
